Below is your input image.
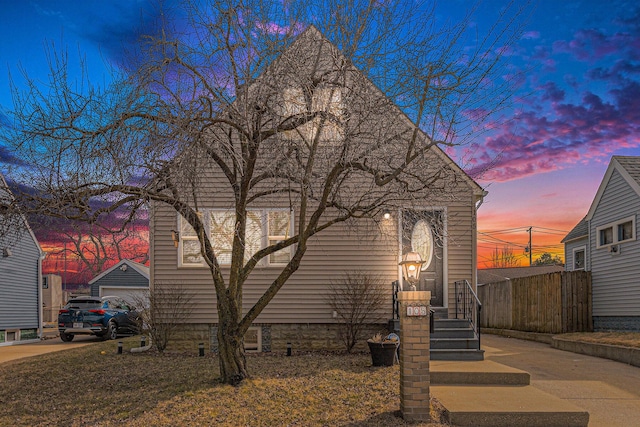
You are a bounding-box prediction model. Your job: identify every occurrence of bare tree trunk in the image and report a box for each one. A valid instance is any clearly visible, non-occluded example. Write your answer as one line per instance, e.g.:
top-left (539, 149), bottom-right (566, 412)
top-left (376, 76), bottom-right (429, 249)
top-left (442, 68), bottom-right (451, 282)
top-left (217, 317), bottom-right (248, 385)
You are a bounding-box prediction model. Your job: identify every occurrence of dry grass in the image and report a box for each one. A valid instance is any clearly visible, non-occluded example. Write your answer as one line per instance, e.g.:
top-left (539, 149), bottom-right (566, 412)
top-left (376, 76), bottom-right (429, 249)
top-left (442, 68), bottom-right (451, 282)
top-left (556, 331), bottom-right (640, 348)
top-left (0, 338), bottom-right (448, 427)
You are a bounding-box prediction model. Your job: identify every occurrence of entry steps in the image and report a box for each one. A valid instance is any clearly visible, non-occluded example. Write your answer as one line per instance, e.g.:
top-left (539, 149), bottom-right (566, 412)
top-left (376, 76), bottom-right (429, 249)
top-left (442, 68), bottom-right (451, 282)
top-left (430, 360), bottom-right (589, 426)
top-left (430, 317), bottom-right (484, 361)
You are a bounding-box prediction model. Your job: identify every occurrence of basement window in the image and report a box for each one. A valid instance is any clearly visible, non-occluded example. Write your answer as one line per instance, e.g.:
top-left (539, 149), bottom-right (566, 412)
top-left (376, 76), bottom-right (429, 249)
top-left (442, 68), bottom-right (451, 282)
top-left (244, 326), bottom-right (262, 353)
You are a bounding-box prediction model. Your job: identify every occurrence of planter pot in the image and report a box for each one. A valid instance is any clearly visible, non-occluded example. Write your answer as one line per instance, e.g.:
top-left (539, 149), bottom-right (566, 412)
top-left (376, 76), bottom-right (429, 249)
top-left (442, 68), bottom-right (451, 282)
top-left (367, 341), bottom-right (397, 366)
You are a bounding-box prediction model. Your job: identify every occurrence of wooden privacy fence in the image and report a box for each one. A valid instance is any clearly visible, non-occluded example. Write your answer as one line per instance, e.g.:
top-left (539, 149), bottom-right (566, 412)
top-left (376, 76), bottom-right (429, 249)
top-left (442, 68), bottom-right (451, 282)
top-left (478, 271), bottom-right (592, 334)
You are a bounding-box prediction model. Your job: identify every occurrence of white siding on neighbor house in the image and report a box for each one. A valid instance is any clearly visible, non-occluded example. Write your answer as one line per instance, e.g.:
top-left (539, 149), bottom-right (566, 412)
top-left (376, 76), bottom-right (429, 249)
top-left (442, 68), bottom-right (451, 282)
top-left (0, 228), bottom-right (41, 330)
top-left (589, 169), bottom-right (640, 316)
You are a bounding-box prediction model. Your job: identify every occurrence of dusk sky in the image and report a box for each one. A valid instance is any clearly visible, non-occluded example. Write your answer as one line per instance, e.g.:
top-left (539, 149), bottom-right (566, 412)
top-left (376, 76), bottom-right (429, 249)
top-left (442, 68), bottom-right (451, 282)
top-left (1, 0), bottom-right (639, 273)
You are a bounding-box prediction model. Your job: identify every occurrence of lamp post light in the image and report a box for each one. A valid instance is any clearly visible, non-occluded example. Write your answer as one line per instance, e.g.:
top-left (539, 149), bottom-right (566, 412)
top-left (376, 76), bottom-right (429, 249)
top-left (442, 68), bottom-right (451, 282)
top-left (400, 251), bottom-right (425, 291)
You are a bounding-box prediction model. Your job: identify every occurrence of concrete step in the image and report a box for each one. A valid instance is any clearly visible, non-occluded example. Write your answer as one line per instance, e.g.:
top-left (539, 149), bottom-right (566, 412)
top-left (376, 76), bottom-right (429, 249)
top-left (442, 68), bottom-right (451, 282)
top-left (431, 328), bottom-right (476, 339)
top-left (431, 307), bottom-right (448, 319)
top-left (431, 360), bottom-right (530, 385)
top-left (430, 348), bottom-right (485, 361)
top-left (433, 318), bottom-right (471, 328)
top-left (431, 385), bottom-right (589, 427)
top-left (431, 338), bottom-right (479, 349)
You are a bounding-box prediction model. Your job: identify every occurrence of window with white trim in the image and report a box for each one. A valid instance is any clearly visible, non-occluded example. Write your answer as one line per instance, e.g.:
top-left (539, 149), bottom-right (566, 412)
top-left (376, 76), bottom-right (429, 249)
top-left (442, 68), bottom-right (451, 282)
top-left (572, 246), bottom-right (586, 271)
top-left (178, 210), bottom-right (293, 267)
top-left (179, 215), bottom-right (204, 266)
top-left (268, 210), bottom-right (292, 264)
top-left (596, 215), bottom-right (636, 248)
top-left (282, 85), bottom-right (344, 143)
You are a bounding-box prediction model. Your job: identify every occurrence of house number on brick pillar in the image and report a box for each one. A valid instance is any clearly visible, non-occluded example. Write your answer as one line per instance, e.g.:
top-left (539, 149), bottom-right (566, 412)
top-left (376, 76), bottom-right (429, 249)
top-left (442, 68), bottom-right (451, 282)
top-left (398, 290), bottom-right (431, 423)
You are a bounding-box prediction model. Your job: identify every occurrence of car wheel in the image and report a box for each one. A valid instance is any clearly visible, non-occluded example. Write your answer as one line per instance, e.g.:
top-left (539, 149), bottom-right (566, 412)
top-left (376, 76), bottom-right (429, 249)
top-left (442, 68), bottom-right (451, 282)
top-left (60, 332), bottom-right (74, 342)
top-left (106, 321), bottom-right (118, 340)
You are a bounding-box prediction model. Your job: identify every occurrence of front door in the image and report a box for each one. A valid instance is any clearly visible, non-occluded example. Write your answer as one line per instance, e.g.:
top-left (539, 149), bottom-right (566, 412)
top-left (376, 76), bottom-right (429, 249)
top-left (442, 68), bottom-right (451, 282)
top-left (402, 210), bottom-right (444, 307)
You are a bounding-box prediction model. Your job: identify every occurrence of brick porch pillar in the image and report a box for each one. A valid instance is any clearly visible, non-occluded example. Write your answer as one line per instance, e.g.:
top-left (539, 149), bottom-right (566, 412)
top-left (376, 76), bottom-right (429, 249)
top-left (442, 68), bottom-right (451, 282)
top-left (398, 290), bottom-right (431, 422)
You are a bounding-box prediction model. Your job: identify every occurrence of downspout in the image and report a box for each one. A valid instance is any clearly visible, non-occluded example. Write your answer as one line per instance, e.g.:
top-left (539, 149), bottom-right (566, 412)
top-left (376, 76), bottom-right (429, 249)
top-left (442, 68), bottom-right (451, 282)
top-left (38, 251), bottom-right (46, 340)
top-left (473, 190), bottom-right (489, 289)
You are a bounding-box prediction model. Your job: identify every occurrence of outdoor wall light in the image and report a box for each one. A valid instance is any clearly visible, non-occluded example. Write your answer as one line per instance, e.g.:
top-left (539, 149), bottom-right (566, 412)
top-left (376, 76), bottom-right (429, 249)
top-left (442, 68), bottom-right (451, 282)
top-left (399, 251), bottom-right (425, 291)
top-left (171, 230), bottom-right (180, 248)
top-left (383, 212), bottom-right (392, 220)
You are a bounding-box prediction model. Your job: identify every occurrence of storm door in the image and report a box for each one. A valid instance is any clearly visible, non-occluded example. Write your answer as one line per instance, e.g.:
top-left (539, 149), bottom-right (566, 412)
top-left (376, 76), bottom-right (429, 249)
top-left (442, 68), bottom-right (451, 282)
top-left (401, 210), bottom-right (444, 307)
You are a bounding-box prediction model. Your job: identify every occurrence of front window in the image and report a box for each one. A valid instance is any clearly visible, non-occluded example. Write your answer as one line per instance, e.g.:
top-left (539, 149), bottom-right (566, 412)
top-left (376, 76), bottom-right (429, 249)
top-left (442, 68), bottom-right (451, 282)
top-left (282, 85), bottom-right (344, 143)
top-left (268, 211), bottom-right (292, 264)
top-left (180, 216), bottom-right (203, 266)
top-left (178, 210), bottom-right (293, 267)
top-left (209, 211), bottom-right (263, 265)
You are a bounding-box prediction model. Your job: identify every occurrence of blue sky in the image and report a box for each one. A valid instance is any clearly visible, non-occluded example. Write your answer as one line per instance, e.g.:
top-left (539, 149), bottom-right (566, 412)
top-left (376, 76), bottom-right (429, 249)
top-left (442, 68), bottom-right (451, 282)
top-left (1, 0), bottom-right (639, 267)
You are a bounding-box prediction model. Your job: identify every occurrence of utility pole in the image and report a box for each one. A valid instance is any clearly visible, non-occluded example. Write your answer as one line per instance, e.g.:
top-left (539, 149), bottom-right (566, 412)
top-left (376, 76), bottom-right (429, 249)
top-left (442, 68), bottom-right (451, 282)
top-left (527, 227), bottom-right (532, 266)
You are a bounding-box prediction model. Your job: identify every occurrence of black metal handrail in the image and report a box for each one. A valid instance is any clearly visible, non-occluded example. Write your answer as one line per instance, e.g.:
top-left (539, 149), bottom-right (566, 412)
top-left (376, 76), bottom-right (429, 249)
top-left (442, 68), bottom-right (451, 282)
top-left (454, 279), bottom-right (482, 349)
top-left (392, 280), bottom-right (400, 320)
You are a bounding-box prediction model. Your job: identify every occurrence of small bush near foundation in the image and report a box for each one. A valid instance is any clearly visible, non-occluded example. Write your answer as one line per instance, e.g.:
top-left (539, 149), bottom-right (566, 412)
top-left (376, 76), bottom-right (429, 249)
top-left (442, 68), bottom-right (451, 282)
top-left (325, 271), bottom-right (388, 352)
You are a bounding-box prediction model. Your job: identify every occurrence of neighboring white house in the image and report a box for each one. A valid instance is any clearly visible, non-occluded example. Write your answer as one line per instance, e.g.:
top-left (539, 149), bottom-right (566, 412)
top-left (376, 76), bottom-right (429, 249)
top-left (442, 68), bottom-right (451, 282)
top-left (89, 259), bottom-right (150, 307)
top-left (563, 156), bottom-right (640, 331)
top-left (0, 175), bottom-right (45, 345)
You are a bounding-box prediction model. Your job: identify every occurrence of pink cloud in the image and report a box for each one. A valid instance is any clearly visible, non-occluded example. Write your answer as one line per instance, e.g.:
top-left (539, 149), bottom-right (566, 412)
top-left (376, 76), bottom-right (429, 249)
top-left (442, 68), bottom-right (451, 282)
top-left (465, 81), bottom-right (640, 182)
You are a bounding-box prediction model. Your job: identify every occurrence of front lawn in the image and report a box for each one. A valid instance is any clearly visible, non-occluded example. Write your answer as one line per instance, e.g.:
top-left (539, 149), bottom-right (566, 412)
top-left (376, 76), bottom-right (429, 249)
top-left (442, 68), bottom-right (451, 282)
top-left (0, 338), bottom-right (447, 426)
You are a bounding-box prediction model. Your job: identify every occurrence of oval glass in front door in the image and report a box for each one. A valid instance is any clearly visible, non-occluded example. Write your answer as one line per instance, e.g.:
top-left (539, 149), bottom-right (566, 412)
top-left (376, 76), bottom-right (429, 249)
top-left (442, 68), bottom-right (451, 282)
top-left (411, 219), bottom-right (433, 270)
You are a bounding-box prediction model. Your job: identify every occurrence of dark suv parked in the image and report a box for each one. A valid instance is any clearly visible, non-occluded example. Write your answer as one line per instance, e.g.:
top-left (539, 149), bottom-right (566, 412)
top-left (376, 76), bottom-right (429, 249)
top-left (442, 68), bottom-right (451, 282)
top-left (58, 296), bottom-right (139, 342)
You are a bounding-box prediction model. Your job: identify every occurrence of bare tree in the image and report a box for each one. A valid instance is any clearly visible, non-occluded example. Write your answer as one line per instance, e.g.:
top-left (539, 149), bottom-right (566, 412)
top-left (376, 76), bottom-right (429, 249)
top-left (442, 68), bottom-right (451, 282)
top-left (489, 245), bottom-right (521, 268)
top-left (325, 271), bottom-right (388, 353)
top-left (133, 284), bottom-right (194, 353)
top-left (1, 0), bottom-right (528, 384)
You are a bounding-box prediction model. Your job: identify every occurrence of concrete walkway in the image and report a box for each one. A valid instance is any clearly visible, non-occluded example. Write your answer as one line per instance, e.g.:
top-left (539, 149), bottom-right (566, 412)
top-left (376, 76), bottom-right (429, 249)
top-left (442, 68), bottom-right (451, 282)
top-left (0, 336), bottom-right (101, 364)
top-left (481, 334), bottom-right (640, 427)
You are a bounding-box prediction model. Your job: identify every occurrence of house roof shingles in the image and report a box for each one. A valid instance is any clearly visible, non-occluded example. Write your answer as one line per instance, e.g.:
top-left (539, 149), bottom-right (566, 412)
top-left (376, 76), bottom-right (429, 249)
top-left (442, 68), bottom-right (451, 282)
top-left (561, 217), bottom-right (588, 243)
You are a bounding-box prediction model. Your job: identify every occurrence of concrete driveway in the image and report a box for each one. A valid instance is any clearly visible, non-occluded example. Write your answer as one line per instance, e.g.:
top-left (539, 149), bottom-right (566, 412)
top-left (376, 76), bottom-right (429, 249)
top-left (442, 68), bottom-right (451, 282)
top-left (483, 334), bottom-right (640, 427)
top-left (0, 335), bottom-right (102, 364)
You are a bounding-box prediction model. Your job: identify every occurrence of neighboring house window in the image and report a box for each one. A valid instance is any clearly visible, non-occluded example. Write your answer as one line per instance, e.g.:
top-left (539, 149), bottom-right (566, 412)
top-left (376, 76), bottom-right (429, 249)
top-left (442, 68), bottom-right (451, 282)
top-left (599, 227), bottom-right (613, 246)
top-left (572, 247), bottom-right (586, 270)
top-left (178, 210), bottom-right (293, 267)
top-left (618, 220), bottom-right (633, 242)
top-left (596, 215), bottom-right (636, 248)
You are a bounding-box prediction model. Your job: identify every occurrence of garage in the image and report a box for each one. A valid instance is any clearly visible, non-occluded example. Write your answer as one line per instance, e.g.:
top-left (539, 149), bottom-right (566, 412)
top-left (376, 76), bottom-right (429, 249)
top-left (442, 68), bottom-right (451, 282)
top-left (89, 259), bottom-right (150, 308)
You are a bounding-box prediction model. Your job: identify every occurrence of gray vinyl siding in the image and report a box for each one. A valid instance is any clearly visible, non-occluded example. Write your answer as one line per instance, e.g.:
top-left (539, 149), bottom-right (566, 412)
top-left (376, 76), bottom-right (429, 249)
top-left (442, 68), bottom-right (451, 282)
top-left (0, 227), bottom-right (41, 330)
top-left (444, 198), bottom-right (477, 314)
top-left (151, 183), bottom-right (478, 324)
top-left (90, 268), bottom-right (149, 297)
top-left (589, 169), bottom-right (640, 316)
top-left (152, 205), bottom-right (397, 323)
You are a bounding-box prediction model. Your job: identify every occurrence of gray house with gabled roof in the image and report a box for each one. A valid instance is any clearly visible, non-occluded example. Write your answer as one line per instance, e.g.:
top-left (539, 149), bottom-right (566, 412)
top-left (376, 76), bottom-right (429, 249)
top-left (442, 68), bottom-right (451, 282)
top-left (89, 259), bottom-right (149, 307)
top-left (563, 156), bottom-right (640, 331)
